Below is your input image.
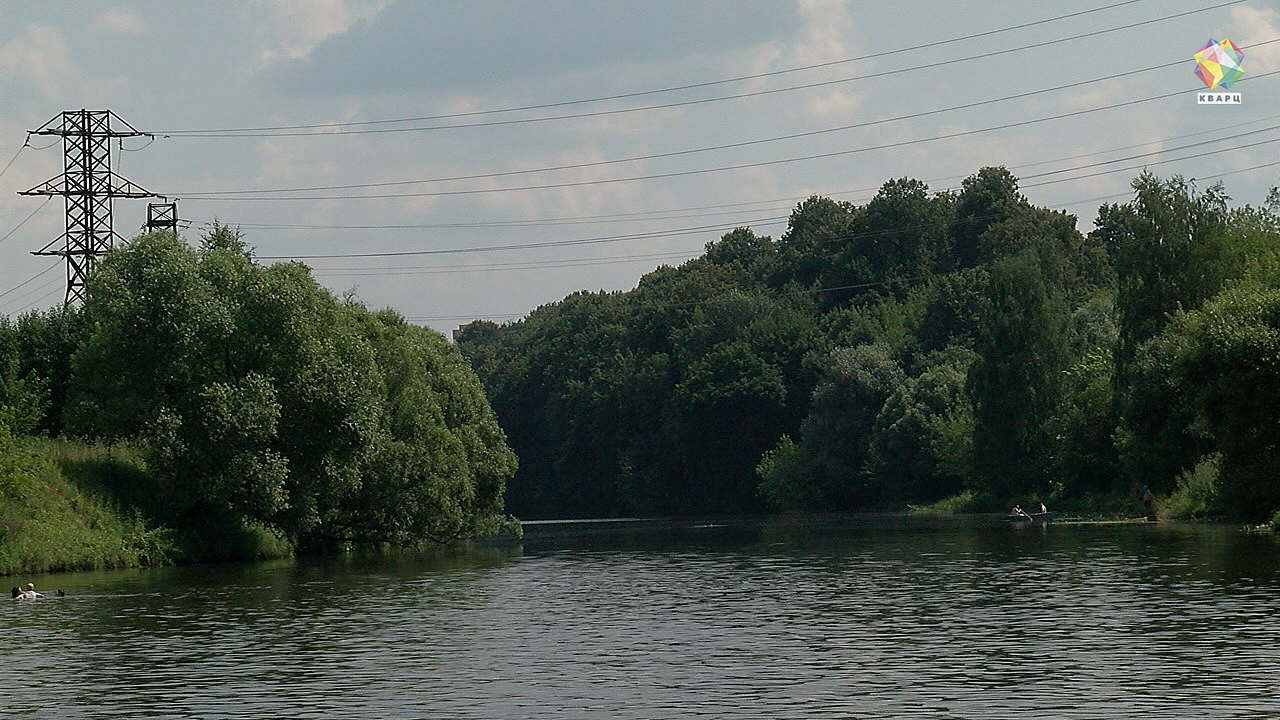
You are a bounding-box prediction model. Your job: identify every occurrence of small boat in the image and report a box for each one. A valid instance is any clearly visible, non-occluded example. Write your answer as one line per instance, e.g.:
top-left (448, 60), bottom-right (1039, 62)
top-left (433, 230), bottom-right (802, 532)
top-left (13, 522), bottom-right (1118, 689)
top-left (1008, 511), bottom-right (1056, 523)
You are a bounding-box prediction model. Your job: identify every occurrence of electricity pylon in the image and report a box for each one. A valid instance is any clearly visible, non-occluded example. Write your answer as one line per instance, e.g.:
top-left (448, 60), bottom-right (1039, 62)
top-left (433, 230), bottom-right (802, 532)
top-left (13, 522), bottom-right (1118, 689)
top-left (146, 202), bottom-right (179, 234)
top-left (18, 109), bottom-right (155, 304)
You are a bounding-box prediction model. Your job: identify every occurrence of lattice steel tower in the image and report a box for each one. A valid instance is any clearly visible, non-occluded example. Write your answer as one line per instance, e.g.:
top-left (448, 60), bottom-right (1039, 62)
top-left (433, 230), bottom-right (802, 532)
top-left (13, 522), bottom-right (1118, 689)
top-left (19, 109), bottom-right (155, 304)
top-left (146, 202), bottom-right (179, 234)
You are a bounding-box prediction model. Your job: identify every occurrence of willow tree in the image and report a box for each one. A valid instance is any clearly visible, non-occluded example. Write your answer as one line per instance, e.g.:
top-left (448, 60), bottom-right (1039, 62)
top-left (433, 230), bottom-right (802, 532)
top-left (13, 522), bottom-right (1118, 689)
top-left (68, 229), bottom-right (515, 549)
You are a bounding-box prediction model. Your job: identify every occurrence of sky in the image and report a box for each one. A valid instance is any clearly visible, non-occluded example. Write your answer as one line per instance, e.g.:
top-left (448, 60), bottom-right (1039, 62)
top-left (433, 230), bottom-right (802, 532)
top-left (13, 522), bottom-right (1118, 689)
top-left (1, 0), bottom-right (1278, 334)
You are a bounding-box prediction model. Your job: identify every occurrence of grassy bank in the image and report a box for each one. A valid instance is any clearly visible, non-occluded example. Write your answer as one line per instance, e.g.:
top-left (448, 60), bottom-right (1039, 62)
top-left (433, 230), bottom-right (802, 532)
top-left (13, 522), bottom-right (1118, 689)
top-left (913, 469), bottom-right (1254, 525)
top-left (0, 436), bottom-right (293, 577)
top-left (0, 436), bottom-right (171, 575)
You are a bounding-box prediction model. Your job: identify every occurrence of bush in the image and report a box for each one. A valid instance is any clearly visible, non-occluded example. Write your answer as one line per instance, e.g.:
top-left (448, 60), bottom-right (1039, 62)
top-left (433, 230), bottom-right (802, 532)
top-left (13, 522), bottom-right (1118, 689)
top-left (913, 491), bottom-right (978, 514)
top-left (757, 435), bottom-right (821, 511)
top-left (1162, 454), bottom-right (1221, 520)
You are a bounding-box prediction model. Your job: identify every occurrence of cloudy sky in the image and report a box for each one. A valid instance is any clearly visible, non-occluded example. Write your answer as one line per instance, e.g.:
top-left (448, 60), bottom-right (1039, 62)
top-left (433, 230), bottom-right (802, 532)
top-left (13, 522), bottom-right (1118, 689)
top-left (1, 1), bottom-right (1277, 333)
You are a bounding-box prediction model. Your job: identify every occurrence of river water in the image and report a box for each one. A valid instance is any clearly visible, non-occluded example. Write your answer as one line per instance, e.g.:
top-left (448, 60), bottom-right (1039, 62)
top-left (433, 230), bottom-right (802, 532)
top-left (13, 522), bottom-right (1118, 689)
top-left (2, 515), bottom-right (1278, 718)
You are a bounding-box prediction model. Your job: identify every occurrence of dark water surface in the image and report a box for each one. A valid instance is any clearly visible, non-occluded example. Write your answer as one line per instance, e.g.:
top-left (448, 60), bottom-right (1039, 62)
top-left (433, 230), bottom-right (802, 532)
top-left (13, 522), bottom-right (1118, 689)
top-left (3, 515), bottom-right (1279, 718)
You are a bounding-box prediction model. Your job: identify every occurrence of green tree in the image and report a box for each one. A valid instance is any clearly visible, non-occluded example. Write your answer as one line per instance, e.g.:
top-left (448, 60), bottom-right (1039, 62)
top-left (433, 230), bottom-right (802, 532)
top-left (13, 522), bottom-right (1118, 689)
top-left (768, 195), bottom-right (859, 291)
top-left (798, 343), bottom-right (904, 508)
top-left (0, 306), bottom-right (85, 435)
top-left (0, 322), bottom-right (47, 436)
top-left (757, 435), bottom-right (818, 511)
top-left (69, 231), bottom-right (514, 547)
top-left (1050, 347), bottom-right (1120, 497)
top-left (704, 226), bottom-right (774, 270)
top-left (950, 166), bottom-right (1029, 269)
top-left (672, 338), bottom-right (787, 512)
top-left (1113, 173), bottom-right (1232, 370)
top-left (1176, 284), bottom-right (1280, 522)
top-left (969, 252), bottom-right (1070, 498)
top-left (866, 350), bottom-right (975, 504)
top-left (841, 177), bottom-right (953, 300)
top-left (1109, 174), bottom-right (1237, 489)
top-left (354, 311), bottom-right (516, 541)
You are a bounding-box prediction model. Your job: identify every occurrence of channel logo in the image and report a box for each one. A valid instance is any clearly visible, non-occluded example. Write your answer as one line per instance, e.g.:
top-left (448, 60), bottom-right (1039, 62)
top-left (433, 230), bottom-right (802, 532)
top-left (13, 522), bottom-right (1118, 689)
top-left (1195, 38), bottom-right (1244, 105)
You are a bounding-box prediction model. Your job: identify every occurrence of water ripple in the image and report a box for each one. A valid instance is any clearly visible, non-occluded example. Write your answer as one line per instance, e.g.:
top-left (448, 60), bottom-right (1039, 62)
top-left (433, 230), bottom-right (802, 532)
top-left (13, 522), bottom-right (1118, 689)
top-left (2, 518), bottom-right (1278, 717)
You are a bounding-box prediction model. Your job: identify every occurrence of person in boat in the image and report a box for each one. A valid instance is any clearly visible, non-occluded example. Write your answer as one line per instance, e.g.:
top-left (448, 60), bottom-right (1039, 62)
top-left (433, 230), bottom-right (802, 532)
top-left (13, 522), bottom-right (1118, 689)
top-left (1012, 504), bottom-right (1031, 518)
top-left (1039, 502), bottom-right (1048, 513)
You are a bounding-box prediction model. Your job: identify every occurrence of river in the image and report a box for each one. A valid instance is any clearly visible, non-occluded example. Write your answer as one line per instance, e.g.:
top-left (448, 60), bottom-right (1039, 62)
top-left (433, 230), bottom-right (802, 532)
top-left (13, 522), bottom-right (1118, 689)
top-left (2, 515), bottom-right (1278, 718)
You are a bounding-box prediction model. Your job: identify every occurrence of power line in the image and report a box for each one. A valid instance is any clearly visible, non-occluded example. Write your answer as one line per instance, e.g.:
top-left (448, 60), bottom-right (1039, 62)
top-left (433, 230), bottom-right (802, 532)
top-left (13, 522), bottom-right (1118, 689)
top-left (211, 118), bottom-right (1280, 266)
top-left (1026, 149), bottom-right (1280, 191)
top-left (185, 111), bottom-right (1280, 235)
top-left (402, 176), bottom-right (1266, 325)
top-left (310, 250), bottom-right (702, 277)
top-left (165, 3), bottom-right (1200, 140)
top-left (156, 0), bottom-right (1158, 137)
top-left (175, 52), bottom-right (1201, 196)
top-left (0, 142), bottom-right (26, 181)
top-left (0, 261), bottom-right (61, 302)
top-left (257, 216), bottom-right (785, 260)
top-left (294, 129), bottom-right (1280, 280)
top-left (7, 284), bottom-right (64, 316)
top-left (1021, 135), bottom-right (1280, 189)
top-left (261, 118), bottom-right (1261, 264)
top-left (175, 68), bottom-right (1280, 203)
top-left (0, 196), bottom-right (53, 248)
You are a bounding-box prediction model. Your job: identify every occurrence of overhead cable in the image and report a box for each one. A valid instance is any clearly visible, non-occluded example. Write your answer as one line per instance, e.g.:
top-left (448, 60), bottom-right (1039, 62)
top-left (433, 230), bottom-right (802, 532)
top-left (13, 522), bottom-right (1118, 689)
top-left (176, 68), bottom-right (1280, 202)
top-left (158, 0), bottom-right (1233, 138)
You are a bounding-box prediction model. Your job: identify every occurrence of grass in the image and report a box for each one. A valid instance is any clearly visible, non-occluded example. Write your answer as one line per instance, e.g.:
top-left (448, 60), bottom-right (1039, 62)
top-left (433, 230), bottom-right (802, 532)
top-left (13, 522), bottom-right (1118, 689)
top-left (0, 435), bottom-right (298, 577)
top-left (912, 486), bottom-right (1155, 520)
top-left (0, 436), bottom-right (176, 576)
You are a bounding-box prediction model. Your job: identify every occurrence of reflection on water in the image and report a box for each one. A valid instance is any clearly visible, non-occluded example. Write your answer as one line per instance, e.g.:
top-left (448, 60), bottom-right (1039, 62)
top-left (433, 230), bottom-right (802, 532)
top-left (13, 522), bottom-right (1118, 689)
top-left (2, 516), bottom-right (1278, 718)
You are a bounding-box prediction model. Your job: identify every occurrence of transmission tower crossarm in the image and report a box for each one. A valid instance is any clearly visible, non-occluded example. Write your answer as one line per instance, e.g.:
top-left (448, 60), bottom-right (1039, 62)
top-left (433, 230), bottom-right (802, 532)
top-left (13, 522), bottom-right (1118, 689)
top-left (16, 176), bottom-right (65, 196)
top-left (29, 109), bottom-right (149, 138)
top-left (14, 109), bottom-right (157, 304)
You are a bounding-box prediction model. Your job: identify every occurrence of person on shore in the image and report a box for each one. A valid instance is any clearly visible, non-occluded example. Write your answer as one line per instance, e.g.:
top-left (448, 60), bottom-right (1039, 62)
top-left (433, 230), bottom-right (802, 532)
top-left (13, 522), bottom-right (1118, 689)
top-left (1142, 485), bottom-right (1156, 520)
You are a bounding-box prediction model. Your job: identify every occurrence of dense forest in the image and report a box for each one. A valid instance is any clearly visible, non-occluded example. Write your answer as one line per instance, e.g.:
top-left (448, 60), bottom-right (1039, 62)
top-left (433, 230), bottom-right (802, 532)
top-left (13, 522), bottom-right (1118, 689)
top-left (0, 226), bottom-right (516, 568)
top-left (3, 166), bottom-right (1279, 572)
top-left (456, 167), bottom-right (1280, 524)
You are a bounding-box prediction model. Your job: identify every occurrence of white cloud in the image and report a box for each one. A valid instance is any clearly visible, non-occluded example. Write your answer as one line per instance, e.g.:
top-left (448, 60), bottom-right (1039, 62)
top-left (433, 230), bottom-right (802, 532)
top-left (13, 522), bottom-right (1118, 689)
top-left (792, 0), bottom-right (865, 119)
top-left (243, 0), bottom-right (392, 66)
top-left (793, 0), bottom-right (857, 67)
top-left (805, 90), bottom-right (863, 119)
top-left (1228, 6), bottom-right (1280, 75)
top-left (0, 25), bottom-right (76, 101)
top-left (94, 8), bottom-right (148, 36)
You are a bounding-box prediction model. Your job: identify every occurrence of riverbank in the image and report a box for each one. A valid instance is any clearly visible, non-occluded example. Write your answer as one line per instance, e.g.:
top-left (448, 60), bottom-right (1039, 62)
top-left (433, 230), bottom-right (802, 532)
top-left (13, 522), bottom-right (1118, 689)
top-left (910, 483), bottom-right (1256, 526)
top-left (0, 437), bottom-right (172, 575)
top-left (0, 437), bottom-right (295, 576)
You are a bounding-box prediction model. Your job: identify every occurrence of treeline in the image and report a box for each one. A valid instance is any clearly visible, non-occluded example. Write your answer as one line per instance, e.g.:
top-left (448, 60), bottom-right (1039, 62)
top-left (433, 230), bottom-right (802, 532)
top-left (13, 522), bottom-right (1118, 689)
top-left (457, 168), bottom-right (1280, 523)
top-left (0, 227), bottom-right (516, 564)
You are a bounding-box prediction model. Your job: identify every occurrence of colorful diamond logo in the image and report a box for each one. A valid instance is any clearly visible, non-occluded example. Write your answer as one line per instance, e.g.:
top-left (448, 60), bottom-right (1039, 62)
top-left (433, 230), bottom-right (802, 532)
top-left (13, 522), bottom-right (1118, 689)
top-left (1194, 38), bottom-right (1245, 90)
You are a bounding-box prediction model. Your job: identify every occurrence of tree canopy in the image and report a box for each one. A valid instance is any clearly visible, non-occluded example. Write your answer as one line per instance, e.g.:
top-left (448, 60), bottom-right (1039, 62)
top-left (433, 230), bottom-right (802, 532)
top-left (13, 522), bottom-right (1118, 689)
top-left (58, 229), bottom-right (516, 549)
top-left (6, 167), bottom-right (1280, 536)
top-left (457, 168), bottom-right (1280, 523)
